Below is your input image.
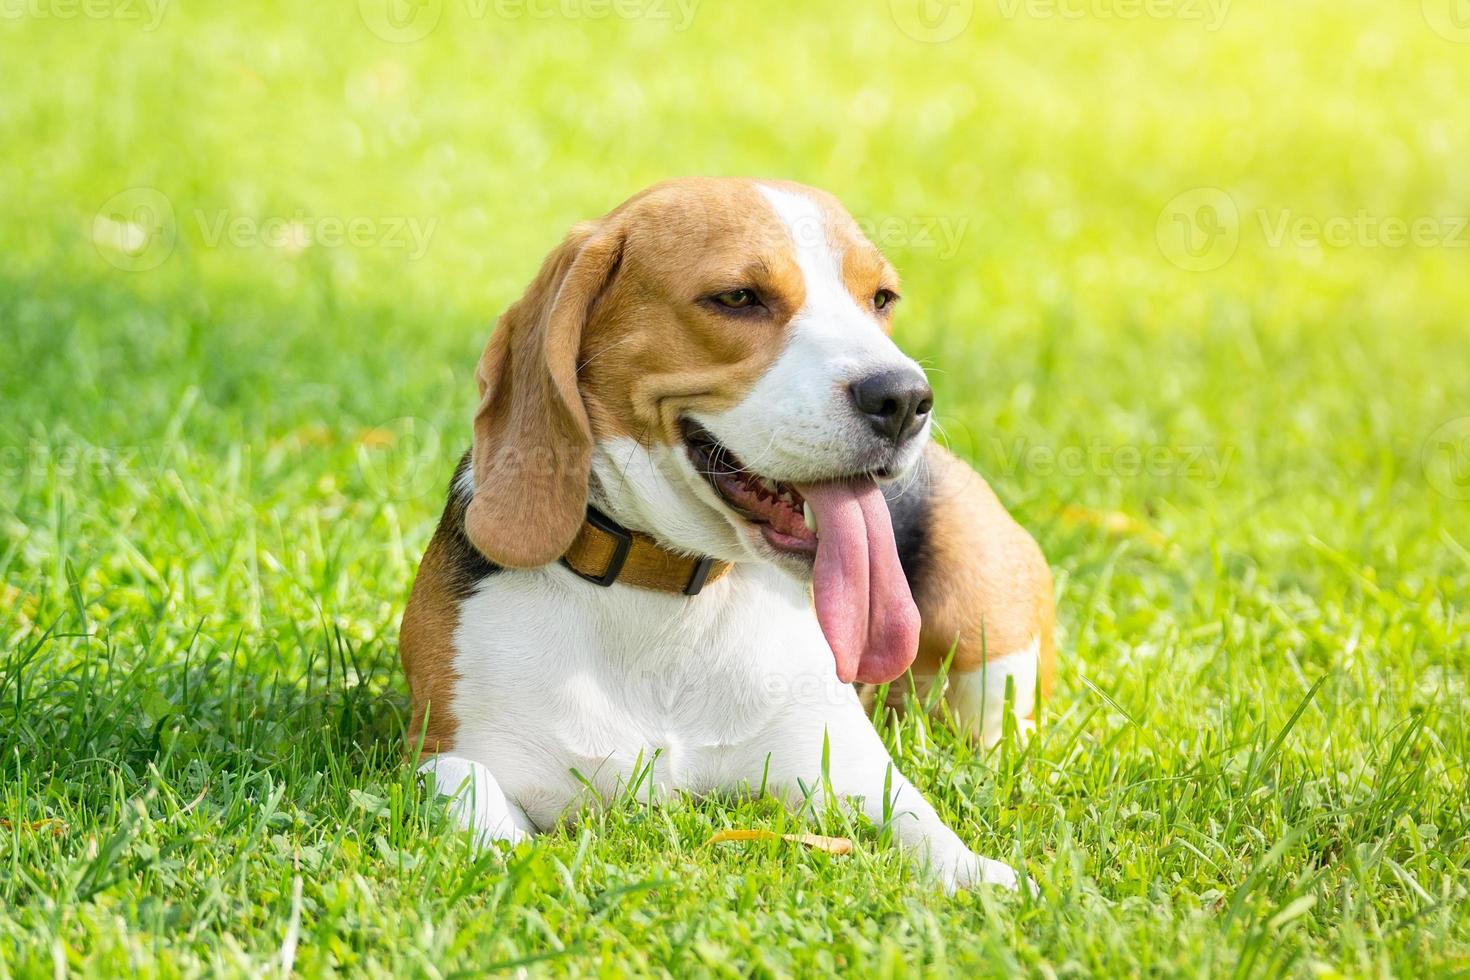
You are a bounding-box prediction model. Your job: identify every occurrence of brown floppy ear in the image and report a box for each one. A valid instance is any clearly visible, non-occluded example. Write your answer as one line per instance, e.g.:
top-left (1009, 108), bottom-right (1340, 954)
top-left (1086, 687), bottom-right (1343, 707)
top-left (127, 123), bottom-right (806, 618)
top-left (464, 220), bottom-right (624, 568)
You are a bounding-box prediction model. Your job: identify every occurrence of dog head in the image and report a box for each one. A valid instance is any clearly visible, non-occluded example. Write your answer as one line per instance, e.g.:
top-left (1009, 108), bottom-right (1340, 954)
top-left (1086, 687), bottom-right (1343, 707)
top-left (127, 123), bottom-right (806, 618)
top-left (465, 177), bottom-right (929, 682)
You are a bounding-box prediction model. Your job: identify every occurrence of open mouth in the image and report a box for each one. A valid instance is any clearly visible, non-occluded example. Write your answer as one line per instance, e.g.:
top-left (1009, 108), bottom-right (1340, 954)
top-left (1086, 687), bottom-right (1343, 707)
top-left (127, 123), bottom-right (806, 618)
top-left (679, 417), bottom-right (922, 686)
top-left (681, 420), bottom-right (818, 555)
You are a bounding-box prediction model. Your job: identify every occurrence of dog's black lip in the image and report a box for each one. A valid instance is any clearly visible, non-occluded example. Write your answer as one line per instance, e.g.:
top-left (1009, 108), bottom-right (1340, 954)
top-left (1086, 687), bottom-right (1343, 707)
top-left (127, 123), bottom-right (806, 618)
top-left (681, 420), bottom-right (773, 524)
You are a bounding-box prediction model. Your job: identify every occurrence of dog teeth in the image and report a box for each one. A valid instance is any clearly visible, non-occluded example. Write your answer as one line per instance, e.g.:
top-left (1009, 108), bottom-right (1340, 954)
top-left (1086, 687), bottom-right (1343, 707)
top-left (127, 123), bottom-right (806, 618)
top-left (803, 501), bottom-right (818, 533)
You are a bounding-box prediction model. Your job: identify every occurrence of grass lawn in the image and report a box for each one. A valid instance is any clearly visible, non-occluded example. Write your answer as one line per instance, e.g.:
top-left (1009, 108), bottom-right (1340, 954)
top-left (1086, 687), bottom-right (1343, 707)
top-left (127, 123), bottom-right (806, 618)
top-left (3, 0), bottom-right (1469, 975)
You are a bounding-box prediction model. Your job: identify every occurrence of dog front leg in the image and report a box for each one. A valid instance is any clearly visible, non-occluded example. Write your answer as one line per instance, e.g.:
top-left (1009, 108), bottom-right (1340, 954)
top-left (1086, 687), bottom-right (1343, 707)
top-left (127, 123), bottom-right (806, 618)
top-left (420, 755), bottom-right (538, 847)
top-left (854, 762), bottom-right (1022, 893)
top-left (780, 715), bottom-right (1023, 893)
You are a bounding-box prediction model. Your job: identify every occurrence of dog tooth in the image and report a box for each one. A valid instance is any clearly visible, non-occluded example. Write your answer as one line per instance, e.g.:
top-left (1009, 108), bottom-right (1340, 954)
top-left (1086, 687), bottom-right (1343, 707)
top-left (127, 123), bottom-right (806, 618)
top-left (803, 501), bottom-right (818, 533)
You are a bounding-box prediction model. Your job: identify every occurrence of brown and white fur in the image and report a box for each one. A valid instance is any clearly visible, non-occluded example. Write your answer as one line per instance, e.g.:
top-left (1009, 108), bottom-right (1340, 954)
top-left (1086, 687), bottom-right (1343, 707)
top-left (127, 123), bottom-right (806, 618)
top-left (400, 178), bottom-right (1055, 891)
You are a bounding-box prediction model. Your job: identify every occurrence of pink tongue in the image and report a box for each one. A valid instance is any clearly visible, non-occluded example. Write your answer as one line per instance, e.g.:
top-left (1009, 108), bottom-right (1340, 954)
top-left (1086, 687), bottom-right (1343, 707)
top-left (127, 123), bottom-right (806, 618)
top-left (797, 480), bottom-right (921, 685)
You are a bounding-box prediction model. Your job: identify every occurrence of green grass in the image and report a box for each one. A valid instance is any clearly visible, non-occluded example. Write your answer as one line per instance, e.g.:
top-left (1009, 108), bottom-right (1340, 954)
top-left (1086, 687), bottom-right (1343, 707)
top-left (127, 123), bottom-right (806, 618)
top-left (3, 0), bottom-right (1469, 975)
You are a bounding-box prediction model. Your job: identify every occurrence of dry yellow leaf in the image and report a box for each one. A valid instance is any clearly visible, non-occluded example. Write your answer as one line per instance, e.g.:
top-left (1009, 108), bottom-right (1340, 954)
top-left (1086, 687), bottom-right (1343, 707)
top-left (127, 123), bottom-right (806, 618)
top-left (0, 819), bottom-right (69, 838)
top-left (1, 584), bottom-right (37, 629)
top-left (359, 428), bottom-right (398, 448)
top-left (1060, 505), bottom-right (1167, 548)
top-left (705, 828), bottom-right (853, 855)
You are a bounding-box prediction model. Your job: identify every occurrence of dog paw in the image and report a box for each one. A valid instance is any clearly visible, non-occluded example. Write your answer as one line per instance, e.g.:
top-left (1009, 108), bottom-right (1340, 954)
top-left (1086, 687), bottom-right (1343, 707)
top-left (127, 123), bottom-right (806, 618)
top-left (933, 849), bottom-right (1030, 894)
top-left (977, 856), bottom-right (1023, 891)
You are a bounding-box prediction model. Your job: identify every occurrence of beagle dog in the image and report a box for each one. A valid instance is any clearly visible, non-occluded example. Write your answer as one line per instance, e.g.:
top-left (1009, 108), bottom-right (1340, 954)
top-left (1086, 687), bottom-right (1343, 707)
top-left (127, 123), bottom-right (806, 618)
top-left (401, 178), bottom-right (1055, 891)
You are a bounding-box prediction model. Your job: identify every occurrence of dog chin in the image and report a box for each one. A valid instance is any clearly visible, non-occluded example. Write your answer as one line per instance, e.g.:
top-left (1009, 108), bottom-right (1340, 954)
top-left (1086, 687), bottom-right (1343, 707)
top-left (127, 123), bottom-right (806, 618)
top-left (741, 520), bottom-right (820, 575)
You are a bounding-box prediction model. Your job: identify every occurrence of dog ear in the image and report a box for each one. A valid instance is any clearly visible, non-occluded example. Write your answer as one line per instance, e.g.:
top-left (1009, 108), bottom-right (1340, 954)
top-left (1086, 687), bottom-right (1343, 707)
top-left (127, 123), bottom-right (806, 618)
top-left (464, 220), bottom-right (625, 568)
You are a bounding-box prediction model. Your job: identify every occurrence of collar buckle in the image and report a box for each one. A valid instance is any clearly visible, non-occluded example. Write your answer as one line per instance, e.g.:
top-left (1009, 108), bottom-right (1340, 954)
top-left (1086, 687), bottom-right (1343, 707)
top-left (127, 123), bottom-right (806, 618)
top-left (683, 556), bottom-right (717, 597)
top-left (561, 507), bottom-right (633, 587)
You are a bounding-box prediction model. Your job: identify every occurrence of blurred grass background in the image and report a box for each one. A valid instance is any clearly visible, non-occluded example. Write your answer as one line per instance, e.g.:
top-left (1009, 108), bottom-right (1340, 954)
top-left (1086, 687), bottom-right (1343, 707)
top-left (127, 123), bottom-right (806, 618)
top-left (2, 0), bottom-right (1468, 975)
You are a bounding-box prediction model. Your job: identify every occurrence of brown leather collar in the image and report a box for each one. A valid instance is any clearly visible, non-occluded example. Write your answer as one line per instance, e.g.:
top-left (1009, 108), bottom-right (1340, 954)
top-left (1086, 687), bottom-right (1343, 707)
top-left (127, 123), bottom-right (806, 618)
top-left (560, 508), bottom-right (733, 596)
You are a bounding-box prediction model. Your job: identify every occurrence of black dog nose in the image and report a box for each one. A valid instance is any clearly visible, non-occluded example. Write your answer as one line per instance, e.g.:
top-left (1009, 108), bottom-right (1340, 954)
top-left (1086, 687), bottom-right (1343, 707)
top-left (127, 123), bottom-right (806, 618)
top-left (849, 369), bottom-right (934, 444)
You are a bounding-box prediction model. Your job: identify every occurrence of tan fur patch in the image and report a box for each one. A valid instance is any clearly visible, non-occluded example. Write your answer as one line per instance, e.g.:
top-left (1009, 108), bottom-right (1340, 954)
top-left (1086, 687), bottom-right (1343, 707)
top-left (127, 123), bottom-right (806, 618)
top-left (912, 444), bottom-right (1057, 713)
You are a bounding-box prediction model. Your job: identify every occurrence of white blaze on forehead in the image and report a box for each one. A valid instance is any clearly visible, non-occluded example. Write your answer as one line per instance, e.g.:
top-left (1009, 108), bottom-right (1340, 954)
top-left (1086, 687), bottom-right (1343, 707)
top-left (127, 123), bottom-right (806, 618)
top-left (756, 184), bottom-right (882, 340)
top-left (753, 183), bottom-right (910, 382)
top-left (757, 185), bottom-right (846, 298)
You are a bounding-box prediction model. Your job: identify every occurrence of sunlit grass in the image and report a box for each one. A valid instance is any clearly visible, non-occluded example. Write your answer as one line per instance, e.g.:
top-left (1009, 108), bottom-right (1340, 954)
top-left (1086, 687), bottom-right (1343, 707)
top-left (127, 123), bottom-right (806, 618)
top-left (2, 0), bottom-right (1468, 975)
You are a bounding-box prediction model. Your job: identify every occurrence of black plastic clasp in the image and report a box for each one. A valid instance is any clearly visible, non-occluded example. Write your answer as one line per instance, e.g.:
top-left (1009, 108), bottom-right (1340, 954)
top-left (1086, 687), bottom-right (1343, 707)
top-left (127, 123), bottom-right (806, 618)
top-left (683, 557), bottom-right (716, 597)
top-left (562, 507), bottom-right (633, 587)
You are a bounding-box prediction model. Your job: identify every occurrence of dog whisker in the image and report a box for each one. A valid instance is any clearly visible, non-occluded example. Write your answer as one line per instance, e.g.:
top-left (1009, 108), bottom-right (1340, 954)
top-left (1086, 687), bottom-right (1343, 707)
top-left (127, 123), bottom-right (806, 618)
top-left (575, 335), bottom-right (641, 377)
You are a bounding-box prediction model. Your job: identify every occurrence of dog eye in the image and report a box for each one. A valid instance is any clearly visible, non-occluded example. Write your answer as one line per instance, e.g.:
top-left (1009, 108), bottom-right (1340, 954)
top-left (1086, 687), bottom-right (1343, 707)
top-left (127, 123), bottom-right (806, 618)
top-left (712, 288), bottom-right (761, 310)
top-left (874, 289), bottom-right (900, 311)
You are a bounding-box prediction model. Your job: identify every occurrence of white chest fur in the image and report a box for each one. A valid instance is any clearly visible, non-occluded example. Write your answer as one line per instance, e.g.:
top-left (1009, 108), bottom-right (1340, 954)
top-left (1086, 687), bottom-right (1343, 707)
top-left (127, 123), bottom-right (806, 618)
top-left (433, 534), bottom-right (1022, 891)
top-left (448, 562), bottom-right (855, 828)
